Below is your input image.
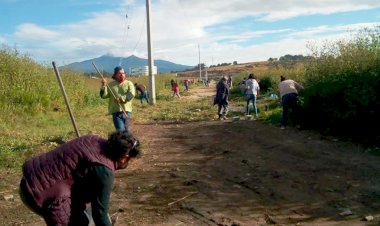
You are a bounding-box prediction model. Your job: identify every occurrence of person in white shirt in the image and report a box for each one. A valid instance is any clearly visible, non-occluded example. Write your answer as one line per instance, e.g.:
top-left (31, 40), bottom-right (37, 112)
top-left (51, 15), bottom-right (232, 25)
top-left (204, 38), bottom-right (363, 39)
top-left (245, 74), bottom-right (260, 119)
top-left (278, 75), bottom-right (304, 129)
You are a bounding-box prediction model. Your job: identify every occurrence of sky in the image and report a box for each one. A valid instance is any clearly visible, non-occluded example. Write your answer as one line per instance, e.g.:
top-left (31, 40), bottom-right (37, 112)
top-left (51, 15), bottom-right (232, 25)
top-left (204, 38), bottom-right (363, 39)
top-left (1, 0), bottom-right (380, 67)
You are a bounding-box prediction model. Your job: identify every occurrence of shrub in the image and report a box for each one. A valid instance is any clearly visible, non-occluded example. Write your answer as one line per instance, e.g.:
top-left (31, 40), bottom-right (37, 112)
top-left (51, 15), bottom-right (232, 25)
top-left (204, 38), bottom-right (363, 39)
top-left (302, 26), bottom-right (380, 145)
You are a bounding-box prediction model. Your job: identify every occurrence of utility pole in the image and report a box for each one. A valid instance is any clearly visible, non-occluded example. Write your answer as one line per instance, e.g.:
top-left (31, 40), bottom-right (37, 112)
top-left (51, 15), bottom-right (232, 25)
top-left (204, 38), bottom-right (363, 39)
top-left (146, 0), bottom-right (156, 105)
top-left (205, 65), bottom-right (208, 82)
top-left (198, 44), bottom-right (202, 82)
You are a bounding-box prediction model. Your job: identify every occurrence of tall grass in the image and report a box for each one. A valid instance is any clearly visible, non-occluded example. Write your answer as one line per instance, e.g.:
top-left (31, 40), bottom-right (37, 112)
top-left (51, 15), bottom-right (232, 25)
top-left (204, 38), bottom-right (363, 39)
top-left (0, 47), bottom-right (102, 114)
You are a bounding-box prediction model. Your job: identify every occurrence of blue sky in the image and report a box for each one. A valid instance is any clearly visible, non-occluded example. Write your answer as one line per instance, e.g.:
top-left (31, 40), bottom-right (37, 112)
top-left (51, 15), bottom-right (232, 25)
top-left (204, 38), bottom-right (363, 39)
top-left (1, 0), bottom-right (380, 66)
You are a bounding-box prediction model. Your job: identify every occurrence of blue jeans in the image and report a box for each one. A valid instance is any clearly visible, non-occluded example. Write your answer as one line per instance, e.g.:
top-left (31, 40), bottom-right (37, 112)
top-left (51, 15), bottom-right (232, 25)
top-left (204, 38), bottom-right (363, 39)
top-left (140, 91), bottom-right (149, 104)
top-left (246, 94), bottom-right (258, 116)
top-left (112, 111), bottom-right (132, 132)
top-left (281, 93), bottom-right (299, 127)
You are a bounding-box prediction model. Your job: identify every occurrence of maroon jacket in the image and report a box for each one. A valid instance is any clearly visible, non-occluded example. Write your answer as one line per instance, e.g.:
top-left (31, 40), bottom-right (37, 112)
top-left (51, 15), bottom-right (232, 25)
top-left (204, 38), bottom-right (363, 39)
top-left (22, 135), bottom-right (116, 208)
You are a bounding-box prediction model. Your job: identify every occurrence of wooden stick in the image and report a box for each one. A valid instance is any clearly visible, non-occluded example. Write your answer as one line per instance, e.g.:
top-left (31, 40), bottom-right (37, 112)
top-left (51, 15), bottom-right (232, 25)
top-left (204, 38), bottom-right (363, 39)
top-left (168, 192), bottom-right (198, 206)
top-left (52, 61), bottom-right (80, 137)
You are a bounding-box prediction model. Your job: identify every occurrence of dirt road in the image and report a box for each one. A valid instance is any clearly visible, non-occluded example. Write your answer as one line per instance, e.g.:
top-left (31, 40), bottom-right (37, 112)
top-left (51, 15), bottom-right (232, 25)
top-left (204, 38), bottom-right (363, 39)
top-left (1, 85), bottom-right (380, 226)
top-left (119, 119), bottom-right (380, 226)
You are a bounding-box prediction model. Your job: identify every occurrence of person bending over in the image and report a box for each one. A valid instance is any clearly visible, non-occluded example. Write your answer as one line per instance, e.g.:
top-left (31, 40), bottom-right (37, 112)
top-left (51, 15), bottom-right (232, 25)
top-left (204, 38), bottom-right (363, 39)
top-left (19, 131), bottom-right (141, 226)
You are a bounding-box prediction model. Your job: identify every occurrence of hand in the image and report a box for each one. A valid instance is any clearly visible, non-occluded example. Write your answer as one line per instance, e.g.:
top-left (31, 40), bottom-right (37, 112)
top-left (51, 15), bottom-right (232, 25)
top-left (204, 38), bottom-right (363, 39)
top-left (101, 78), bottom-right (107, 85)
top-left (110, 214), bottom-right (118, 226)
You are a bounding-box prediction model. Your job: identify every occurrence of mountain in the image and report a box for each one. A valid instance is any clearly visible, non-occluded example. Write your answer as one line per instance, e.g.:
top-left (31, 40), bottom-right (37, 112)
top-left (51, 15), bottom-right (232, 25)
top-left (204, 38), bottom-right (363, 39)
top-left (61, 55), bottom-right (193, 74)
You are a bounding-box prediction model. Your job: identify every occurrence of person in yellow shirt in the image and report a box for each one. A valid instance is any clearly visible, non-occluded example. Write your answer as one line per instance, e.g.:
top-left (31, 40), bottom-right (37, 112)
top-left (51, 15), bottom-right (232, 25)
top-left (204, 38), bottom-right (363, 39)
top-left (100, 66), bottom-right (135, 132)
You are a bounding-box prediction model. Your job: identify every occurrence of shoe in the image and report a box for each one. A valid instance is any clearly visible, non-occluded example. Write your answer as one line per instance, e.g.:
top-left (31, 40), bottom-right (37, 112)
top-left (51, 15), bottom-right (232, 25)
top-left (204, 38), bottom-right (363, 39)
top-left (280, 126), bottom-right (286, 130)
top-left (223, 116), bottom-right (229, 120)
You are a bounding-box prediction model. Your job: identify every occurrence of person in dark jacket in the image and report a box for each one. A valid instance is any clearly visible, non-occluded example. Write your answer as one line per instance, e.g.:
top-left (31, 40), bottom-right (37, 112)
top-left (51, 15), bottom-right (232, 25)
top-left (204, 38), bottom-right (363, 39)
top-left (214, 76), bottom-right (229, 120)
top-left (19, 131), bottom-right (141, 226)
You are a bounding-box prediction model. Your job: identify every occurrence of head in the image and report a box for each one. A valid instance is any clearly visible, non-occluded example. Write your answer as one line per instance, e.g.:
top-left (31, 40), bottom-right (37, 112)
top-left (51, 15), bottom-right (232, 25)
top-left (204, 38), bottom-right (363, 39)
top-left (221, 76), bottom-right (227, 83)
top-left (106, 131), bottom-right (141, 169)
top-left (248, 73), bottom-right (256, 79)
top-left (134, 83), bottom-right (138, 86)
top-left (280, 75), bottom-right (286, 81)
top-left (113, 66), bottom-right (126, 83)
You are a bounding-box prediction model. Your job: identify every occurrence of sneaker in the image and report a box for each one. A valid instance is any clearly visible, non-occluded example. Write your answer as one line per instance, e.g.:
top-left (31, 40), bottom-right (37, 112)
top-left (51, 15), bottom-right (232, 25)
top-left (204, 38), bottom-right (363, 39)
top-left (280, 126), bottom-right (286, 130)
top-left (223, 116), bottom-right (229, 120)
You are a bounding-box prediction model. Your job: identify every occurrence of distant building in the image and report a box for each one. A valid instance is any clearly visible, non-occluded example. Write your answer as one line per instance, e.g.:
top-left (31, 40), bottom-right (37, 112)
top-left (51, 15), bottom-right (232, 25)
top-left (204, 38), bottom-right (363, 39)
top-left (129, 66), bottom-right (157, 76)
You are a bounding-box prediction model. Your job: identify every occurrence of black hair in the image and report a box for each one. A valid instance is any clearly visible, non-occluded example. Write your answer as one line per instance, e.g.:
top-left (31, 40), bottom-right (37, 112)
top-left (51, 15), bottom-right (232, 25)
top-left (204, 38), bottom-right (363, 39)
top-left (106, 131), bottom-right (141, 160)
top-left (113, 66), bottom-right (123, 78)
top-left (280, 75), bottom-right (286, 81)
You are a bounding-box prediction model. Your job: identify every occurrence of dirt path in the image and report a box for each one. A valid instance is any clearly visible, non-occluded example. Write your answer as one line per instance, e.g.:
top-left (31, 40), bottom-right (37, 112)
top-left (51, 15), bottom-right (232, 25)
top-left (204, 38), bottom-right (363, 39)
top-left (1, 84), bottom-right (380, 226)
top-left (113, 84), bottom-right (380, 225)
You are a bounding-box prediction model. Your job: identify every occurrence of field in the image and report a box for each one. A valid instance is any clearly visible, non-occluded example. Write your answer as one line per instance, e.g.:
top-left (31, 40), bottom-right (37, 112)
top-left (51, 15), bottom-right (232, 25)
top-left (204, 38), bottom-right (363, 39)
top-left (1, 28), bottom-right (380, 225)
top-left (1, 82), bottom-right (380, 226)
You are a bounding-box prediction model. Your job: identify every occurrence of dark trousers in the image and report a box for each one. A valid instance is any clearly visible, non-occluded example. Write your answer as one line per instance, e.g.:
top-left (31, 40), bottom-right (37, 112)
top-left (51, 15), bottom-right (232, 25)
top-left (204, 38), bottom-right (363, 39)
top-left (281, 93), bottom-right (299, 127)
top-left (217, 104), bottom-right (228, 117)
top-left (19, 178), bottom-right (89, 226)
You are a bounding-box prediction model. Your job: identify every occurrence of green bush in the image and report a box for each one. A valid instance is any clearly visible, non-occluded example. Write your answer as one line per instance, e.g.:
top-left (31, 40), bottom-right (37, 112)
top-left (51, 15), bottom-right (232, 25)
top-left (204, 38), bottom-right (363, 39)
top-left (301, 27), bottom-right (380, 145)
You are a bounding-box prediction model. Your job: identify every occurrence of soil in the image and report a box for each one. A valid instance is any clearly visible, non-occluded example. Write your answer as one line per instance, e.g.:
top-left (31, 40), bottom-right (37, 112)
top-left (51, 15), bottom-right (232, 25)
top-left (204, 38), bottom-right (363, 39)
top-left (1, 83), bottom-right (380, 226)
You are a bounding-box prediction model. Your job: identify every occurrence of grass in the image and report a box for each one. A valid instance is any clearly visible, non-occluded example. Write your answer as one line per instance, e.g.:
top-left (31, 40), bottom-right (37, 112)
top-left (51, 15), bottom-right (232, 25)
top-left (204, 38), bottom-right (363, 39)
top-left (0, 79), bottom-right (219, 170)
top-left (0, 77), bottom-right (283, 171)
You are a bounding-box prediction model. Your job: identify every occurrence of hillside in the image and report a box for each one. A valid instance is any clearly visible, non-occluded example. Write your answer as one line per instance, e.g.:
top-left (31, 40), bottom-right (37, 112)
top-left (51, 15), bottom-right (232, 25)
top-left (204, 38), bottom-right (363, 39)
top-left (177, 61), bottom-right (271, 78)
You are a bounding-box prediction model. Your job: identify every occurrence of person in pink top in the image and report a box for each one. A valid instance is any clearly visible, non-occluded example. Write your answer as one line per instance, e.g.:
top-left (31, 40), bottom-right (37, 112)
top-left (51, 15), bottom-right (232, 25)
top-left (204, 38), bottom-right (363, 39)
top-left (183, 79), bottom-right (190, 91)
top-left (171, 80), bottom-right (181, 98)
top-left (278, 75), bottom-right (304, 129)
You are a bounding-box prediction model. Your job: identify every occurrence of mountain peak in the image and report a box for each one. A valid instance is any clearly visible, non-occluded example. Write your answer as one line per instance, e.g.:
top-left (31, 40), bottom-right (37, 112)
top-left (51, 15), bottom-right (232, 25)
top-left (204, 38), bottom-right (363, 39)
top-left (62, 55), bottom-right (193, 74)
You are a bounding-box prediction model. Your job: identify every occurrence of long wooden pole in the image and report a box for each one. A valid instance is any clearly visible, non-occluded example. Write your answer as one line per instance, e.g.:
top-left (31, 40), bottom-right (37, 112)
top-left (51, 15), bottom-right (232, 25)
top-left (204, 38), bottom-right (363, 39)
top-left (52, 61), bottom-right (80, 137)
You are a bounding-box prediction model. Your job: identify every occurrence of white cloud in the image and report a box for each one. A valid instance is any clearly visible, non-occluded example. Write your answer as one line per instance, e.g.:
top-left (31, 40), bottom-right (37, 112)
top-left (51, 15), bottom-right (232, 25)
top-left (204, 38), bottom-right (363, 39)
top-left (3, 0), bottom-right (380, 66)
top-left (14, 23), bottom-right (59, 40)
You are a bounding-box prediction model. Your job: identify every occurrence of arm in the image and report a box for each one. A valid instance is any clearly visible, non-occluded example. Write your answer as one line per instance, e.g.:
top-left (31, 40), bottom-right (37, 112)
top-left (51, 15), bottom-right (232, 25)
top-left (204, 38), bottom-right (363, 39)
top-left (128, 82), bottom-right (136, 100)
top-left (89, 165), bottom-right (114, 226)
top-left (294, 82), bottom-right (304, 92)
top-left (256, 80), bottom-right (260, 95)
top-left (119, 82), bottom-right (136, 103)
top-left (100, 86), bottom-right (110, 99)
top-left (100, 79), bottom-right (110, 99)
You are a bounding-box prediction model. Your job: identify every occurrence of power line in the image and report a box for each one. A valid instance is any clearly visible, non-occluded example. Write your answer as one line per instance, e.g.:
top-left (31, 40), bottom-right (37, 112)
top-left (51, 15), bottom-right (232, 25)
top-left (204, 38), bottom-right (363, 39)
top-left (119, 5), bottom-right (146, 66)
